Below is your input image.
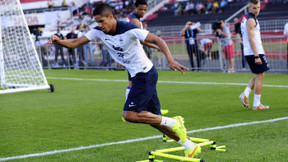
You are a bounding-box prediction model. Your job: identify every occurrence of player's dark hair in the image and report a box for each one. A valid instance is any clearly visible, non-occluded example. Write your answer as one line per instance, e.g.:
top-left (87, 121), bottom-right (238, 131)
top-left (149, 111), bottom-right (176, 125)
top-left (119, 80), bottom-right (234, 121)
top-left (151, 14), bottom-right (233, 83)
top-left (135, 0), bottom-right (147, 7)
top-left (93, 2), bottom-right (113, 16)
top-left (249, 0), bottom-right (259, 4)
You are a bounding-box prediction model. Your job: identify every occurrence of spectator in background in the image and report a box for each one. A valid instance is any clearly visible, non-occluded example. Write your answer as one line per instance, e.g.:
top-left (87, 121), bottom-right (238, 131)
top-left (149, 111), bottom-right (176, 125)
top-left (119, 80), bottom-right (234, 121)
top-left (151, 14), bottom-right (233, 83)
top-left (181, 21), bottom-right (202, 71)
top-left (187, 2), bottom-right (195, 15)
top-left (219, 0), bottom-right (228, 12)
top-left (195, 2), bottom-right (205, 14)
top-left (234, 17), bottom-right (245, 69)
top-left (284, 22), bottom-right (288, 69)
top-left (124, 0), bottom-right (130, 8)
top-left (77, 26), bottom-right (85, 67)
top-left (65, 27), bottom-right (77, 68)
top-left (206, 0), bottom-right (213, 13)
top-left (82, 14), bottom-right (92, 26)
top-left (47, 0), bottom-right (55, 8)
top-left (227, 0), bottom-right (233, 5)
top-left (212, 0), bottom-right (219, 14)
top-left (70, 2), bottom-right (78, 15)
top-left (54, 28), bottom-right (66, 66)
top-left (32, 27), bottom-right (40, 42)
top-left (83, 26), bottom-right (94, 65)
top-left (215, 20), bottom-right (235, 72)
top-left (114, 11), bottom-right (121, 20)
top-left (184, 2), bottom-right (191, 15)
top-left (175, 3), bottom-right (184, 15)
top-left (115, 1), bottom-right (123, 11)
top-left (98, 41), bottom-right (111, 67)
top-left (171, 2), bottom-right (178, 12)
top-left (184, 2), bottom-right (195, 15)
top-left (62, 0), bottom-right (67, 6)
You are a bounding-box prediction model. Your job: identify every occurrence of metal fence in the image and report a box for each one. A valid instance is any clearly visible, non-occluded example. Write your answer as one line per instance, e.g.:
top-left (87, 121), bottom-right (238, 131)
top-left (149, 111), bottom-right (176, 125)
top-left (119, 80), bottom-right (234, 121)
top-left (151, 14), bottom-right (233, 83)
top-left (166, 36), bottom-right (288, 73)
top-left (36, 35), bottom-right (288, 73)
top-left (148, 19), bottom-right (288, 36)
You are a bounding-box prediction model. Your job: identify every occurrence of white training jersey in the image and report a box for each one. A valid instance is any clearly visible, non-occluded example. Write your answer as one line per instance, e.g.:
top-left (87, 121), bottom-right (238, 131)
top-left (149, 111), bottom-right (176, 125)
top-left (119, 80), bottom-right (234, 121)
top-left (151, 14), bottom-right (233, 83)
top-left (241, 13), bottom-right (265, 56)
top-left (85, 20), bottom-right (153, 77)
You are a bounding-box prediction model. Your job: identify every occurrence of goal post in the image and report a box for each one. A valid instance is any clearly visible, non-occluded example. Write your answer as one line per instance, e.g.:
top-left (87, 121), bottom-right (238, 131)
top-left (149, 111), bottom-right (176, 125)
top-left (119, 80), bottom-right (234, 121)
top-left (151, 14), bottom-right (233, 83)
top-left (0, 0), bottom-right (53, 94)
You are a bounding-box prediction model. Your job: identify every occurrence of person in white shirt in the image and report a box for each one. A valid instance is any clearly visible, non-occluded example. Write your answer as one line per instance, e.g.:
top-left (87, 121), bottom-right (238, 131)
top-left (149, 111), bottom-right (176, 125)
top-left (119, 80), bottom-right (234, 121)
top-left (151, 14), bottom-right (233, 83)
top-left (284, 22), bottom-right (288, 68)
top-left (200, 38), bottom-right (213, 59)
top-left (239, 0), bottom-right (270, 110)
top-left (49, 2), bottom-right (201, 158)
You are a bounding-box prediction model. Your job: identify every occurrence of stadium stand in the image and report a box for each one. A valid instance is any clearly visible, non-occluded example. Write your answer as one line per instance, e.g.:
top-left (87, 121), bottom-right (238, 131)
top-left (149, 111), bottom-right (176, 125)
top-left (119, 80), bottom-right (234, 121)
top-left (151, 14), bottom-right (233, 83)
top-left (257, 1), bottom-right (288, 21)
top-left (146, 0), bottom-right (247, 26)
top-left (145, 0), bottom-right (288, 27)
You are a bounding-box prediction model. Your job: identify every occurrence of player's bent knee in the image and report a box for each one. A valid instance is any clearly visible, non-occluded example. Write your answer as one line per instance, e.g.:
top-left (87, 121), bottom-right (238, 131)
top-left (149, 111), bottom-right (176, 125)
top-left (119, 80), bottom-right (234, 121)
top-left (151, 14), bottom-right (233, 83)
top-left (123, 111), bottom-right (137, 122)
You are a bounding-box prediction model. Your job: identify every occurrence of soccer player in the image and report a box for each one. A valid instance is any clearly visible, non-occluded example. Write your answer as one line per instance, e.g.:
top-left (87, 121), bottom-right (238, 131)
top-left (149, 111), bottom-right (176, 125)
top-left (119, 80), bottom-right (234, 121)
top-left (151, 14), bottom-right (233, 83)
top-left (126, 0), bottom-right (168, 115)
top-left (49, 3), bottom-right (201, 158)
top-left (239, 0), bottom-right (270, 110)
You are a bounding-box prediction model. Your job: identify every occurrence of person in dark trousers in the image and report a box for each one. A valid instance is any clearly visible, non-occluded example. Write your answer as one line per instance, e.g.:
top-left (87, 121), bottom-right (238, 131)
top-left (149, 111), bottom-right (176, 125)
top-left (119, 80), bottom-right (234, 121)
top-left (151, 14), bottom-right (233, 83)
top-left (65, 27), bottom-right (78, 68)
top-left (54, 28), bottom-right (66, 66)
top-left (181, 21), bottom-right (202, 71)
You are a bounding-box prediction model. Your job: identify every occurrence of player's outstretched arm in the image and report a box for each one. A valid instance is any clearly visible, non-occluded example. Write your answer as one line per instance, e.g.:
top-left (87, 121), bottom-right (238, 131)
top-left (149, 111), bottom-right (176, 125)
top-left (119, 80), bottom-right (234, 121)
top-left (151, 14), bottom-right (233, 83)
top-left (140, 40), bottom-right (160, 51)
top-left (130, 18), bottom-right (161, 51)
top-left (49, 35), bottom-right (90, 49)
top-left (145, 33), bottom-right (188, 74)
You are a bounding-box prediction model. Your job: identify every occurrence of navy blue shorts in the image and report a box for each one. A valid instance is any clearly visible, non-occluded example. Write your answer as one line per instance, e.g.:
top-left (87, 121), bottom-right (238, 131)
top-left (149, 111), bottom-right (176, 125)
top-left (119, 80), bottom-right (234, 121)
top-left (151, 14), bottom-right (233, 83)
top-left (124, 66), bottom-right (161, 115)
top-left (245, 54), bottom-right (270, 74)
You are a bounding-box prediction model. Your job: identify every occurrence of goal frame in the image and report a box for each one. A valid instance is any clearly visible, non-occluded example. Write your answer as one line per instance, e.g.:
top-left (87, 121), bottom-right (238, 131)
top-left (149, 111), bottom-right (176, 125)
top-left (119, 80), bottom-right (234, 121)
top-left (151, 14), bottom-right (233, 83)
top-left (0, 0), bottom-right (51, 94)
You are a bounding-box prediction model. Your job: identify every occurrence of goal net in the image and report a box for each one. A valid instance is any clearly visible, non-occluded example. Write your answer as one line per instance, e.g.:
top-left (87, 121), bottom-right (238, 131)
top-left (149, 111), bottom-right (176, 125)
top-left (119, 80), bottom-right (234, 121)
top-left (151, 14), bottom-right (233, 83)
top-left (0, 0), bottom-right (51, 94)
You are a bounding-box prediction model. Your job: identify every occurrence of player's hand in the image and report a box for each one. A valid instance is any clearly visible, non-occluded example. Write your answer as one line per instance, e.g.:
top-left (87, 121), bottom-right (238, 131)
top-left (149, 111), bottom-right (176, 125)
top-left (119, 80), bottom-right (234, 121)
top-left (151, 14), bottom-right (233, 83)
top-left (49, 35), bottom-right (60, 45)
top-left (168, 60), bottom-right (189, 74)
top-left (255, 58), bottom-right (262, 65)
top-left (216, 29), bottom-right (221, 33)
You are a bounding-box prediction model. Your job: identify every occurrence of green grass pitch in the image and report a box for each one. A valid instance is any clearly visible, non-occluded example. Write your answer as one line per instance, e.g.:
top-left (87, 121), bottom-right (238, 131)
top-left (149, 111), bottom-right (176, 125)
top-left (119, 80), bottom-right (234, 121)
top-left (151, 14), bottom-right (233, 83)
top-left (0, 70), bottom-right (288, 162)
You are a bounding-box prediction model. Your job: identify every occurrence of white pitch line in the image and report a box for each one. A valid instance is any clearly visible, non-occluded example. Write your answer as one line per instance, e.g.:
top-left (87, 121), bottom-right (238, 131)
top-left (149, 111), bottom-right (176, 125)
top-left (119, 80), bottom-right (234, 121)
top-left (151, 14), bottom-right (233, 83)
top-left (1, 116), bottom-right (288, 161)
top-left (47, 77), bottom-right (288, 88)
